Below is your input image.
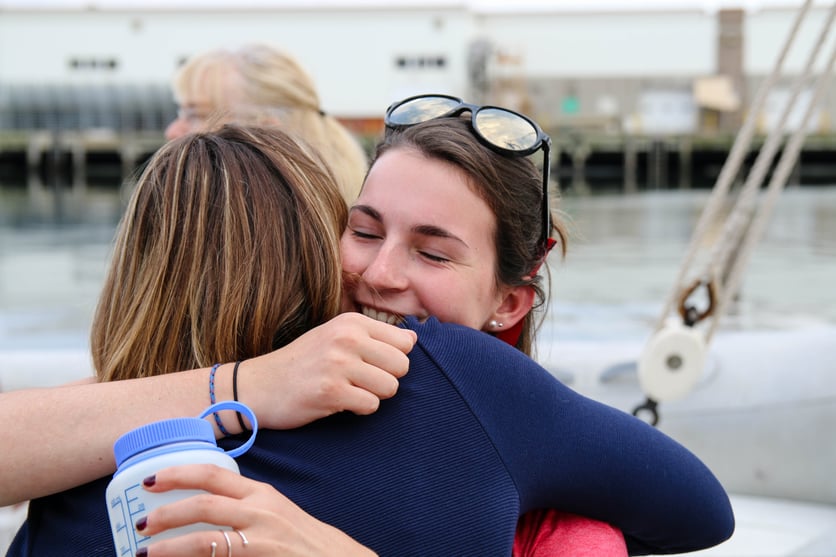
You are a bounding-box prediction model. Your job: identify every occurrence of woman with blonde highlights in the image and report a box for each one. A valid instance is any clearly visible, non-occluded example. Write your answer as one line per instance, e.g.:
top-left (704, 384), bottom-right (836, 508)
top-left (4, 125), bottom-right (414, 557)
top-left (93, 125), bottom-right (346, 382)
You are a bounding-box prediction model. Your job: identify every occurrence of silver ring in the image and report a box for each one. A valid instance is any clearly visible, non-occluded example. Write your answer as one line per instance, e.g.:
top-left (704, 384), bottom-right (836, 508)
top-left (210, 541), bottom-right (218, 557)
top-left (235, 529), bottom-right (249, 547)
top-left (221, 529), bottom-right (233, 557)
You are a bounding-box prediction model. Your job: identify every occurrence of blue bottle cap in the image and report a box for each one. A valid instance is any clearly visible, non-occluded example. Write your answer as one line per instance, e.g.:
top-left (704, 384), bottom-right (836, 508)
top-left (113, 417), bottom-right (216, 468)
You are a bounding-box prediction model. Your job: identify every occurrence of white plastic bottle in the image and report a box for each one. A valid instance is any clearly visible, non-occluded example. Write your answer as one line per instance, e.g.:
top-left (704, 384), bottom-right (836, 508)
top-left (105, 401), bottom-right (257, 557)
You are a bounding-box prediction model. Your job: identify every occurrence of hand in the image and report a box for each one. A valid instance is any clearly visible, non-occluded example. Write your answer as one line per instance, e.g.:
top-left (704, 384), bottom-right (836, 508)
top-left (137, 464), bottom-right (377, 557)
top-left (241, 312), bottom-right (417, 430)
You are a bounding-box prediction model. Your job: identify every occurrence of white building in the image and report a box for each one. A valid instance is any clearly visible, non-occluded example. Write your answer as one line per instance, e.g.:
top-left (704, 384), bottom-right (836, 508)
top-left (0, 0), bottom-right (832, 134)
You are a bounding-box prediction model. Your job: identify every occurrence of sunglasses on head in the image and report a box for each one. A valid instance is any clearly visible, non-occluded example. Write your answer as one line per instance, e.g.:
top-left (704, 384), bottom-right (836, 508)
top-left (384, 94), bottom-right (553, 252)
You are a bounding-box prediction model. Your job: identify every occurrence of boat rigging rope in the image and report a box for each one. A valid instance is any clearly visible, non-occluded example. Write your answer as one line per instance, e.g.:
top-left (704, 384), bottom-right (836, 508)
top-left (632, 0), bottom-right (835, 425)
top-left (708, 41), bottom-right (836, 341)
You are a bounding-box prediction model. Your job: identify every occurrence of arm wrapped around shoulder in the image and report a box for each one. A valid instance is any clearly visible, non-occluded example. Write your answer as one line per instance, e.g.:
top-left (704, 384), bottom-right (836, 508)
top-left (409, 316), bottom-right (735, 555)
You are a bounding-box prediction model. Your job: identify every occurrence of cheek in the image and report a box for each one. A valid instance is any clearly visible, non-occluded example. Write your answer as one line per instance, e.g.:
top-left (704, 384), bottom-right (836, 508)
top-left (339, 235), bottom-right (363, 273)
top-left (421, 280), bottom-right (491, 330)
top-left (164, 120), bottom-right (188, 141)
top-left (339, 235), bottom-right (354, 269)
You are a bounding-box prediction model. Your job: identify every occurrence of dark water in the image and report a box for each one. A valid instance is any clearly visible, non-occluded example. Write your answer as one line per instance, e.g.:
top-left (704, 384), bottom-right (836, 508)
top-left (0, 181), bottom-right (124, 349)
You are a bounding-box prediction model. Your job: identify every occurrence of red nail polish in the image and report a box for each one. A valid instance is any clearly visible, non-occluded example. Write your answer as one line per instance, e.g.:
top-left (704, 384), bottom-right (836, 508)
top-left (142, 475), bottom-right (156, 487)
top-left (137, 548), bottom-right (148, 557)
top-left (135, 516), bottom-right (147, 531)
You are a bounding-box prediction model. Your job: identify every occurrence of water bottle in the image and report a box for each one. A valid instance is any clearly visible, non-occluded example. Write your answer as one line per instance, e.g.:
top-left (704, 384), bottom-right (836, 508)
top-left (105, 401), bottom-right (257, 557)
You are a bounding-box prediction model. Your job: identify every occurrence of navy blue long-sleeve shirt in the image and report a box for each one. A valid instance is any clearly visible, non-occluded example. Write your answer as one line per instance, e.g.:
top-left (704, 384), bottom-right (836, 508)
top-left (8, 316), bottom-right (734, 556)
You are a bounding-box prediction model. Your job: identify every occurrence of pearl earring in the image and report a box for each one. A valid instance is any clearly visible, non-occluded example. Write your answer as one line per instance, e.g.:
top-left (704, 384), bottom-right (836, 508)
top-left (489, 320), bottom-right (504, 329)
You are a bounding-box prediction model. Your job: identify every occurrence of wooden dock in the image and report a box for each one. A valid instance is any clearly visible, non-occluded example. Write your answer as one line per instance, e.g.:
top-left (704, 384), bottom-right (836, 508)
top-left (0, 130), bottom-right (165, 186)
top-left (549, 131), bottom-right (836, 192)
top-left (2, 129), bottom-right (835, 191)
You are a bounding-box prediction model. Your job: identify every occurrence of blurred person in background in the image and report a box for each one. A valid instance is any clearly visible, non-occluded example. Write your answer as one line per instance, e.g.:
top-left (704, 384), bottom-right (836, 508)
top-left (165, 43), bottom-right (368, 202)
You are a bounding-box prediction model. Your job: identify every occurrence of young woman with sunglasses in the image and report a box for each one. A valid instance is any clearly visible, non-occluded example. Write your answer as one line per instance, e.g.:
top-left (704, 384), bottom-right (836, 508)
top-left (5, 100), bottom-right (733, 556)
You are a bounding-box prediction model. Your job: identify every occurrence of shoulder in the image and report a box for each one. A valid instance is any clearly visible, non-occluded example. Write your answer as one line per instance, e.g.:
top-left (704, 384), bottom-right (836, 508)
top-left (403, 316), bottom-right (530, 364)
top-left (404, 317), bottom-right (542, 369)
top-left (401, 315), bottom-right (563, 402)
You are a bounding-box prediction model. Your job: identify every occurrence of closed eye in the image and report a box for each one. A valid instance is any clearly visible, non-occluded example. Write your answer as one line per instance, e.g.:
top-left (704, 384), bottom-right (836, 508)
top-left (419, 251), bottom-right (451, 263)
top-left (348, 227), bottom-right (381, 240)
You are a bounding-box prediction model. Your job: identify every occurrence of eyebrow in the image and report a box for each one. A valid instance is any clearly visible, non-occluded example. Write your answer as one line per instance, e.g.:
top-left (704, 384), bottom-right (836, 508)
top-left (349, 204), bottom-right (470, 248)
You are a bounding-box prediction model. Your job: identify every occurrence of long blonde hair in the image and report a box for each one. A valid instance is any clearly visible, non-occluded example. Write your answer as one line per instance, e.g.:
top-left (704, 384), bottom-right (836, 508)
top-left (92, 125), bottom-right (347, 382)
top-left (171, 43), bottom-right (368, 203)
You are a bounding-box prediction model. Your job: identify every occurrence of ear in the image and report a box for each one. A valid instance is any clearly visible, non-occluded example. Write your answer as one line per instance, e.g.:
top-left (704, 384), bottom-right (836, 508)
top-left (485, 285), bottom-right (535, 331)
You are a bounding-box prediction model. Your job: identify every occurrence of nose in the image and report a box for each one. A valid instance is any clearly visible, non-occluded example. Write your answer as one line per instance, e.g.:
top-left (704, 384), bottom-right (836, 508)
top-left (361, 242), bottom-right (410, 293)
top-left (164, 117), bottom-right (190, 141)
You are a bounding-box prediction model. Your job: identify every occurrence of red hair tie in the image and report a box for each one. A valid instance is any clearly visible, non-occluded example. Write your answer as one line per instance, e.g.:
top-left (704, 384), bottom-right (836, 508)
top-left (530, 237), bottom-right (557, 276)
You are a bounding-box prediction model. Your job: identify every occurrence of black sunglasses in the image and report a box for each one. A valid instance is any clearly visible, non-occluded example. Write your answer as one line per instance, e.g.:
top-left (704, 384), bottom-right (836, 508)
top-left (384, 94), bottom-right (552, 251)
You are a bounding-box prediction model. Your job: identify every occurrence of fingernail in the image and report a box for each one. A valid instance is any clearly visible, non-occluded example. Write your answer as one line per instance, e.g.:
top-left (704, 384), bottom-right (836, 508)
top-left (137, 549), bottom-right (148, 557)
top-left (142, 475), bottom-right (156, 487)
top-left (135, 516), bottom-right (147, 531)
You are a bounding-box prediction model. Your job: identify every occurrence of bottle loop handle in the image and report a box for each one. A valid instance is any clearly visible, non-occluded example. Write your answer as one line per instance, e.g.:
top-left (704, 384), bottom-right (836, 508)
top-left (199, 401), bottom-right (258, 458)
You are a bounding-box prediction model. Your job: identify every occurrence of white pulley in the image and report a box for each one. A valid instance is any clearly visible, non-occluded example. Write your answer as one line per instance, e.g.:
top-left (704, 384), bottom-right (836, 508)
top-left (638, 320), bottom-right (707, 402)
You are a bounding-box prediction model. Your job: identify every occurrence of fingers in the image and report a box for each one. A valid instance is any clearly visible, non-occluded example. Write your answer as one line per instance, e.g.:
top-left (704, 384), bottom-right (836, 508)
top-left (138, 466), bottom-right (269, 539)
top-left (342, 315), bottom-right (417, 408)
top-left (339, 385), bottom-right (385, 416)
top-left (345, 358), bottom-right (401, 401)
top-left (328, 312), bottom-right (415, 350)
top-left (240, 312), bottom-right (418, 429)
top-left (334, 312), bottom-right (416, 380)
top-left (290, 313), bottom-right (413, 411)
top-left (358, 313), bottom-right (417, 356)
top-left (305, 374), bottom-right (388, 417)
top-left (143, 464), bottom-right (269, 502)
top-left (140, 528), bottom-right (248, 557)
top-left (138, 494), bottom-right (239, 537)
top-left (355, 329), bottom-right (413, 381)
top-left (138, 464), bottom-right (377, 557)
top-left (137, 465), bottom-right (299, 556)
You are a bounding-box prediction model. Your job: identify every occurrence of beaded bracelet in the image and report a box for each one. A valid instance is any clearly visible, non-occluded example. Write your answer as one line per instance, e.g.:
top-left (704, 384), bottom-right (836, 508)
top-left (208, 363), bottom-right (231, 436)
top-left (232, 360), bottom-right (249, 431)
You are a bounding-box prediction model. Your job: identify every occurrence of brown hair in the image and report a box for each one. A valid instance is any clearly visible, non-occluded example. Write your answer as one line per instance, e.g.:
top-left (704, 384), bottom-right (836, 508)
top-left (92, 125), bottom-right (347, 381)
top-left (372, 116), bottom-right (568, 355)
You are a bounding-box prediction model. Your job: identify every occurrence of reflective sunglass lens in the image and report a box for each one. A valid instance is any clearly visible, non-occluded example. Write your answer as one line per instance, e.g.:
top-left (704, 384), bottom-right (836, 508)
top-left (388, 96), bottom-right (460, 126)
top-left (474, 108), bottom-right (539, 152)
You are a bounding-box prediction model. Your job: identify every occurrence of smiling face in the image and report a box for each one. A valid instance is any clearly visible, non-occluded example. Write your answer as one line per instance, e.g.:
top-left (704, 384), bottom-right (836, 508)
top-left (340, 147), bottom-right (507, 331)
